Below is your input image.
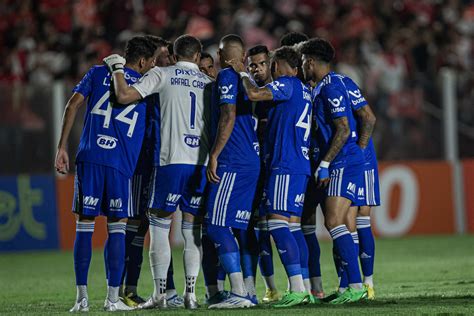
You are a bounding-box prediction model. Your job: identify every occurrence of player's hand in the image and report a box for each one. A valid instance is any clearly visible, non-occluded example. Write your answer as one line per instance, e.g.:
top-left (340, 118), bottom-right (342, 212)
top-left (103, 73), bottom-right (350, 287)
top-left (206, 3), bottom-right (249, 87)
top-left (206, 155), bottom-right (221, 184)
top-left (226, 59), bottom-right (246, 74)
top-left (55, 148), bottom-right (69, 174)
top-left (315, 161), bottom-right (330, 188)
top-left (103, 54), bottom-right (126, 74)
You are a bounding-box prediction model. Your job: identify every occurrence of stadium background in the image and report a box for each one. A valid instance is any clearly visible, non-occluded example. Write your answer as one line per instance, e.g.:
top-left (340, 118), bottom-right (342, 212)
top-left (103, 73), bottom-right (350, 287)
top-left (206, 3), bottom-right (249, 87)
top-left (0, 0), bottom-right (473, 314)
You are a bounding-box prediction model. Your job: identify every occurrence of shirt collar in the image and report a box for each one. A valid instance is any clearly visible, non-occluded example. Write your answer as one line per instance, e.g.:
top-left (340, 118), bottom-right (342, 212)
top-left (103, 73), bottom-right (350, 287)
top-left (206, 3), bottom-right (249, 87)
top-left (175, 61), bottom-right (200, 70)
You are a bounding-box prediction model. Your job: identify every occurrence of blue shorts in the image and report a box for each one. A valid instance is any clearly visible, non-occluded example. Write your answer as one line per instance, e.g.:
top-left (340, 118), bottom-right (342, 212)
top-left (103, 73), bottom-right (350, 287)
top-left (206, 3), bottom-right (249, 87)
top-left (206, 167), bottom-right (259, 230)
top-left (130, 154), bottom-right (153, 219)
top-left (326, 163), bottom-right (365, 205)
top-left (264, 173), bottom-right (309, 218)
top-left (303, 175), bottom-right (325, 218)
top-left (361, 160), bottom-right (380, 206)
top-left (253, 170), bottom-right (267, 218)
top-left (73, 162), bottom-right (132, 218)
top-left (148, 164), bottom-right (207, 215)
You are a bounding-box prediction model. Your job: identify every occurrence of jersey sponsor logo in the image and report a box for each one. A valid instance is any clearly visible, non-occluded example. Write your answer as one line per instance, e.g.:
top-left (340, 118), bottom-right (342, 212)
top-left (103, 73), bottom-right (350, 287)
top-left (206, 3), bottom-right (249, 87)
top-left (124, 71), bottom-right (138, 83)
top-left (190, 196), bottom-right (202, 207)
top-left (166, 193), bottom-right (181, 204)
top-left (83, 196), bottom-right (99, 208)
top-left (328, 96), bottom-right (344, 107)
top-left (235, 210), bottom-right (251, 222)
top-left (331, 107), bottom-right (346, 114)
top-left (184, 134), bottom-right (201, 148)
top-left (348, 89), bottom-right (362, 99)
top-left (301, 146), bottom-right (309, 160)
top-left (269, 81), bottom-right (285, 91)
top-left (97, 134), bottom-right (118, 149)
top-left (253, 142), bottom-right (260, 155)
top-left (175, 68), bottom-right (207, 79)
top-left (109, 198), bottom-right (123, 209)
top-left (347, 182), bottom-right (356, 197)
top-left (218, 84), bottom-right (233, 95)
top-left (351, 97), bottom-right (366, 106)
top-left (295, 194), bottom-right (305, 205)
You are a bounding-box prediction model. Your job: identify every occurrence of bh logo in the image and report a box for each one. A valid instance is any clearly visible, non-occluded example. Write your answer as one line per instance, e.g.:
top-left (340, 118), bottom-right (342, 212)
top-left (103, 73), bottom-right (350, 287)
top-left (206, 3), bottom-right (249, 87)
top-left (97, 134), bottom-right (117, 149)
top-left (184, 135), bottom-right (200, 148)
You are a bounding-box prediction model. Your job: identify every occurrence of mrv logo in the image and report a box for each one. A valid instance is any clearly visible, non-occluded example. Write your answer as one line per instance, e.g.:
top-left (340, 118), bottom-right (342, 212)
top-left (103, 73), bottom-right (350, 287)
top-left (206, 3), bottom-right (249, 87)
top-left (184, 134), bottom-right (200, 148)
top-left (109, 198), bottom-right (122, 209)
top-left (167, 193), bottom-right (181, 203)
top-left (235, 210), bottom-right (251, 221)
top-left (84, 196), bottom-right (99, 207)
top-left (97, 134), bottom-right (117, 149)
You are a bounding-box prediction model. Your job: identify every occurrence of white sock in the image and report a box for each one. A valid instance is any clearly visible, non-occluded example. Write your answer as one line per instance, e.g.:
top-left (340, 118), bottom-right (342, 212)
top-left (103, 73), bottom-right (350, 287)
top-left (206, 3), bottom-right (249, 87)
top-left (148, 215), bottom-right (172, 300)
top-left (229, 272), bottom-right (246, 296)
top-left (349, 283), bottom-right (363, 290)
top-left (364, 275), bottom-right (374, 287)
top-left (182, 221), bottom-right (202, 297)
top-left (310, 277), bottom-right (323, 293)
top-left (338, 286), bottom-right (347, 293)
top-left (288, 275), bottom-right (306, 293)
top-left (263, 275), bottom-right (277, 291)
top-left (217, 279), bottom-right (225, 292)
top-left (76, 285), bottom-right (88, 302)
top-left (107, 286), bottom-right (120, 303)
top-left (166, 288), bottom-right (177, 298)
top-left (304, 278), bottom-right (311, 293)
top-left (244, 276), bottom-right (256, 297)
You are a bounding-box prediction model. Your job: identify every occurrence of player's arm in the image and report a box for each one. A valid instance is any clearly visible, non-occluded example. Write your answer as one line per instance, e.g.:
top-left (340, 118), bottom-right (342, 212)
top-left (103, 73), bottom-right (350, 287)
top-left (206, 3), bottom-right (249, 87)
top-left (54, 92), bottom-right (85, 174)
top-left (226, 59), bottom-right (273, 101)
top-left (103, 54), bottom-right (141, 104)
top-left (354, 104), bottom-right (376, 149)
top-left (207, 104), bottom-right (236, 183)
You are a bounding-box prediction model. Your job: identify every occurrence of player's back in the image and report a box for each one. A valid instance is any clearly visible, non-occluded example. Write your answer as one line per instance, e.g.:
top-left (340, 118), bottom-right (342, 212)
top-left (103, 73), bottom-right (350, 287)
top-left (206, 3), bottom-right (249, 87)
top-left (313, 71), bottom-right (364, 167)
top-left (138, 61), bottom-right (213, 167)
top-left (75, 65), bottom-right (146, 178)
top-left (212, 67), bottom-right (260, 170)
top-left (265, 76), bottom-right (311, 175)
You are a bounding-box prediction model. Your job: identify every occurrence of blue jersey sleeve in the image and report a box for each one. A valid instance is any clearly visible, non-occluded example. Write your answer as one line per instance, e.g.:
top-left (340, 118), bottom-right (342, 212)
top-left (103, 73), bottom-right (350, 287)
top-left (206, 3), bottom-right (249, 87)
top-left (323, 85), bottom-right (349, 120)
top-left (345, 79), bottom-right (368, 111)
top-left (73, 67), bottom-right (95, 97)
top-left (217, 70), bottom-right (238, 106)
top-left (266, 77), bottom-right (293, 101)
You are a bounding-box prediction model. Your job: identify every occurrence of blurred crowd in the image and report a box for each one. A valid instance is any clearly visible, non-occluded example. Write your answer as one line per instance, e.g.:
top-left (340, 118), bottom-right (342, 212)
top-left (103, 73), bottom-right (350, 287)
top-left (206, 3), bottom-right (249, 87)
top-left (0, 0), bottom-right (473, 172)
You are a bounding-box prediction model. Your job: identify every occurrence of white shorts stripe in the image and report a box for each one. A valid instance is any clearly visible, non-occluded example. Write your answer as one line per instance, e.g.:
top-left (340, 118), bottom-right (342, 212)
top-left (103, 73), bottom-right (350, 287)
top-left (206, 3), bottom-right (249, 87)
top-left (148, 168), bottom-right (158, 209)
top-left (273, 175), bottom-right (279, 210)
top-left (218, 173), bottom-right (233, 225)
top-left (220, 173), bottom-right (236, 226)
top-left (212, 172), bottom-right (228, 225)
top-left (283, 175), bottom-right (290, 211)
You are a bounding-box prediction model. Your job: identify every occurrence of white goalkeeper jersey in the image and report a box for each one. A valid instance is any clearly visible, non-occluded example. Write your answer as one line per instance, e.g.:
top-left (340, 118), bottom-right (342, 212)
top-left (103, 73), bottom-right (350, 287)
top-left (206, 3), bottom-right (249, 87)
top-left (133, 61), bottom-right (213, 166)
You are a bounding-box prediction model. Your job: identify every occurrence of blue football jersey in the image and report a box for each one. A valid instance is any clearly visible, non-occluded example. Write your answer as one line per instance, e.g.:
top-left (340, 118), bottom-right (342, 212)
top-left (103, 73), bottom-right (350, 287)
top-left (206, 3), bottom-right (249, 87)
top-left (212, 67), bottom-right (260, 170)
top-left (341, 76), bottom-right (377, 164)
top-left (74, 65), bottom-right (146, 177)
top-left (263, 76), bottom-right (311, 175)
top-left (313, 71), bottom-right (364, 167)
top-left (310, 82), bottom-right (323, 167)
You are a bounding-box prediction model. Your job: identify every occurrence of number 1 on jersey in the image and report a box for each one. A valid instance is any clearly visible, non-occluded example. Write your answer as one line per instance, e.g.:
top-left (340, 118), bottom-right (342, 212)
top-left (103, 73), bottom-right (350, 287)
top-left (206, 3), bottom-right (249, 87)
top-left (189, 91), bottom-right (196, 129)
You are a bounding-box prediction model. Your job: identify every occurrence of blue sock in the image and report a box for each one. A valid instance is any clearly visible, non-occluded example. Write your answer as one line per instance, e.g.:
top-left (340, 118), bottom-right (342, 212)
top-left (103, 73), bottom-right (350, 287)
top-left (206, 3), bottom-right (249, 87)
top-left (357, 216), bottom-right (375, 278)
top-left (330, 225), bottom-right (362, 286)
top-left (302, 225), bottom-right (321, 278)
top-left (256, 220), bottom-right (274, 277)
top-left (234, 227), bottom-right (259, 279)
top-left (74, 221), bottom-right (94, 285)
top-left (217, 265), bottom-right (226, 282)
top-left (166, 255), bottom-right (175, 290)
top-left (124, 222), bottom-right (146, 288)
top-left (106, 222), bottom-right (126, 287)
top-left (202, 225), bottom-right (219, 288)
top-left (333, 246), bottom-right (349, 289)
top-left (268, 219), bottom-right (301, 278)
top-left (351, 232), bottom-right (360, 261)
top-left (290, 223), bottom-right (309, 281)
top-left (207, 225), bottom-right (241, 274)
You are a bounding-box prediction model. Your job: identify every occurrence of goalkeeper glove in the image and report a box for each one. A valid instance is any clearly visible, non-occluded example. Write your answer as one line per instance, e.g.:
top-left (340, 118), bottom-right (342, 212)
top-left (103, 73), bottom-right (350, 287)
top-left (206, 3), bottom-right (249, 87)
top-left (314, 160), bottom-right (330, 181)
top-left (103, 54), bottom-right (126, 74)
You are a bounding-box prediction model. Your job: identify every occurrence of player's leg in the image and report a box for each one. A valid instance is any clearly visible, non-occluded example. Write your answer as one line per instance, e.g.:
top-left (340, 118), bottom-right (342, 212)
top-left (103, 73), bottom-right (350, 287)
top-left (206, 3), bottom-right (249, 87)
top-left (324, 167), bottom-right (366, 304)
top-left (206, 168), bottom-right (259, 309)
top-left (289, 216), bottom-right (310, 294)
top-left (70, 163), bottom-right (99, 312)
top-left (202, 222), bottom-right (224, 303)
top-left (266, 174), bottom-right (310, 307)
top-left (165, 254), bottom-right (185, 307)
top-left (233, 223), bottom-right (259, 304)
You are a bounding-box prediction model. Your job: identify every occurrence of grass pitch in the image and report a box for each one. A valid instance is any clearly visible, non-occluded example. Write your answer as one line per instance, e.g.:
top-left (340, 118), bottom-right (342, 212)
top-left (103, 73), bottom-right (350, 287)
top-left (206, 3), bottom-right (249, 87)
top-left (1, 235), bottom-right (473, 315)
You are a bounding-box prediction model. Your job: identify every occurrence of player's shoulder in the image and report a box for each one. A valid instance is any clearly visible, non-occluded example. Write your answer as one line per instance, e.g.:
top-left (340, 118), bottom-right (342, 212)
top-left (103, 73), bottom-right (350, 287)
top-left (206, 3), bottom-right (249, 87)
top-left (85, 65), bottom-right (107, 78)
top-left (320, 73), bottom-right (345, 95)
top-left (217, 67), bottom-right (238, 80)
top-left (124, 67), bottom-right (141, 83)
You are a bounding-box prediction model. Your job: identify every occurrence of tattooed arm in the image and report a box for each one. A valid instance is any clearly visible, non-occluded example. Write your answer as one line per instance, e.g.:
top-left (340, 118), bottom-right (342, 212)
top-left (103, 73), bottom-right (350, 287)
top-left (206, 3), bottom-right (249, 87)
top-left (207, 104), bottom-right (236, 183)
top-left (323, 116), bottom-right (351, 163)
top-left (354, 104), bottom-right (376, 149)
top-left (241, 77), bottom-right (273, 101)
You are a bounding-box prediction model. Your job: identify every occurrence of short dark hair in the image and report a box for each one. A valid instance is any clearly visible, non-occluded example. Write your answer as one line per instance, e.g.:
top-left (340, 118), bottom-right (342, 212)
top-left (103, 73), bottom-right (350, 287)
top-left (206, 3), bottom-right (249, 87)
top-left (219, 34), bottom-right (244, 48)
top-left (124, 36), bottom-right (158, 64)
top-left (248, 45), bottom-right (269, 57)
top-left (200, 51), bottom-right (214, 63)
top-left (272, 46), bottom-right (300, 69)
top-left (299, 38), bottom-right (335, 63)
top-left (173, 34), bottom-right (202, 59)
top-left (145, 35), bottom-right (170, 49)
top-left (280, 32), bottom-right (309, 47)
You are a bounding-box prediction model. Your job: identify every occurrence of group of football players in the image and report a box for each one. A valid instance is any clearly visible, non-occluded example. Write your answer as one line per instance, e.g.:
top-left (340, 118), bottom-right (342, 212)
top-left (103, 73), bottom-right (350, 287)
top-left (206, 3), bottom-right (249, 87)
top-left (55, 31), bottom-right (379, 312)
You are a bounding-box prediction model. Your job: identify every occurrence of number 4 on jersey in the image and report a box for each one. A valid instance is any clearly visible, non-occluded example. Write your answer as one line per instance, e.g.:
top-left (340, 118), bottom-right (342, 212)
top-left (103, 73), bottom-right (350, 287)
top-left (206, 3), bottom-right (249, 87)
top-left (296, 103), bottom-right (311, 141)
top-left (91, 91), bottom-right (139, 137)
